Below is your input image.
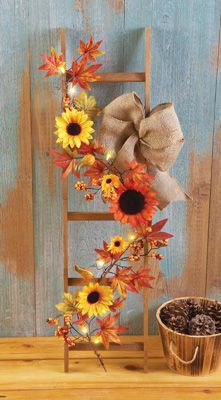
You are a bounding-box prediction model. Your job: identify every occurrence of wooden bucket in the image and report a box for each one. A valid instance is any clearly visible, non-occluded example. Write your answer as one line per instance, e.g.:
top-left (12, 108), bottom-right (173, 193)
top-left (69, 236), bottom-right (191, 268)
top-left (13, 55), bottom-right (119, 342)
top-left (156, 297), bottom-right (221, 376)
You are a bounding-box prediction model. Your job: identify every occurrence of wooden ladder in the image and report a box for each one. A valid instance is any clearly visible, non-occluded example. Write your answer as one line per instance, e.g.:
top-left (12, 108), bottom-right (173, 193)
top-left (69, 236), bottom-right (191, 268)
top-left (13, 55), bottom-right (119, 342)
top-left (60, 26), bottom-right (151, 373)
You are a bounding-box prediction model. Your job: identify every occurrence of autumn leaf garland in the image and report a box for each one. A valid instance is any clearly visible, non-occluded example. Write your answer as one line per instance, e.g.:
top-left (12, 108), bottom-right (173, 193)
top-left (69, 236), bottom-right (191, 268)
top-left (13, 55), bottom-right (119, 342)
top-left (39, 36), bottom-right (173, 371)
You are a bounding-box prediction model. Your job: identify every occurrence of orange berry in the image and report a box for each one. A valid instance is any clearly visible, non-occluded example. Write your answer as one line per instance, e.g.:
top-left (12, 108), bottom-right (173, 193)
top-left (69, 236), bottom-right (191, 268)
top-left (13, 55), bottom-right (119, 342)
top-left (129, 254), bottom-right (140, 261)
top-left (137, 240), bottom-right (144, 248)
top-left (75, 181), bottom-right (87, 191)
top-left (150, 252), bottom-right (157, 258)
top-left (85, 192), bottom-right (94, 201)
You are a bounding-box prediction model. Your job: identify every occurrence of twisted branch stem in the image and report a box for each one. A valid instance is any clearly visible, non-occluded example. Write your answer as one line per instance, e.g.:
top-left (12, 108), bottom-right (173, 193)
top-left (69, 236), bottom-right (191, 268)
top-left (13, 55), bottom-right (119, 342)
top-left (87, 334), bottom-right (107, 372)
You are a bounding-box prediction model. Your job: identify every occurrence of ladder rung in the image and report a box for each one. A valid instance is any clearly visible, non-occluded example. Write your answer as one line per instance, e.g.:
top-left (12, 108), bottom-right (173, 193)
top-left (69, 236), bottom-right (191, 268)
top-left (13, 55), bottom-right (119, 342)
top-left (68, 277), bottom-right (110, 286)
top-left (67, 212), bottom-right (115, 221)
top-left (69, 339), bottom-right (144, 351)
top-left (98, 72), bottom-right (145, 82)
top-left (66, 71), bottom-right (145, 82)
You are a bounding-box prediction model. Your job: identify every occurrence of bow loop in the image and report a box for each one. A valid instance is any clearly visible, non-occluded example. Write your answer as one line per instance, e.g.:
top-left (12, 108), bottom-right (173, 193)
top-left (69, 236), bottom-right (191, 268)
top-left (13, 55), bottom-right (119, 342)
top-left (139, 103), bottom-right (184, 171)
top-left (104, 91), bottom-right (144, 129)
top-left (97, 92), bottom-right (190, 209)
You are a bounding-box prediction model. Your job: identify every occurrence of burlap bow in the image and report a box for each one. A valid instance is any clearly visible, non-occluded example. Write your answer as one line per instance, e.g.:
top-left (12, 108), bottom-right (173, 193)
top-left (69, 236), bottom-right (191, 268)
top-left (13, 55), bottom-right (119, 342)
top-left (97, 92), bottom-right (190, 209)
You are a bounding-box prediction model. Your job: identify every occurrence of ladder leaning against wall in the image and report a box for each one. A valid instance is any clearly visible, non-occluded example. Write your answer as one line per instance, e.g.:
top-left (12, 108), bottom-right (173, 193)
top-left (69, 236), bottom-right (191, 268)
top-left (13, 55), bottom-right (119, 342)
top-left (60, 26), bottom-right (151, 373)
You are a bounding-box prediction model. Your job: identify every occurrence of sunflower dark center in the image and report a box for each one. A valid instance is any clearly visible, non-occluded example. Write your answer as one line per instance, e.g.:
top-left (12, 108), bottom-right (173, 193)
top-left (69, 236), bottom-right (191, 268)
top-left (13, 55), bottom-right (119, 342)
top-left (114, 240), bottom-right (121, 247)
top-left (87, 291), bottom-right (100, 304)
top-left (67, 122), bottom-right (81, 136)
top-left (106, 178), bottom-right (112, 184)
top-left (119, 189), bottom-right (145, 215)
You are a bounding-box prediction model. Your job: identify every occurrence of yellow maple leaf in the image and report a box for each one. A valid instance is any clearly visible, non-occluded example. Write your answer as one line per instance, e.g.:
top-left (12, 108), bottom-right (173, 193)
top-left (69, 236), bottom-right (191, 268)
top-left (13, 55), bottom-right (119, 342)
top-left (74, 264), bottom-right (94, 281)
top-left (56, 292), bottom-right (78, 315)
top-left (73, 91), bottom-right (101, 120)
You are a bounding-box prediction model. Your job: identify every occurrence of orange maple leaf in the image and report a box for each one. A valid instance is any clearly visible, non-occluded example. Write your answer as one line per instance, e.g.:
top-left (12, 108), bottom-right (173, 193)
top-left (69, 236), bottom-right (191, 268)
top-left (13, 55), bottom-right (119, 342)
top-left (67, 58), bottom-right (102, 90)
top-left (50, 149), bottom-right (80, 179)
top-left (109, 297), bottom-right (124, 312)
top-left (132, 267), bottom-right (155, 290)
top-left (96, 312), bottom-right (128, 348)
top-left (124, 159), bottom-right (153, 187)
top-left (110, 266), bottom-right (138, 298)
top-left (39, 48), bottom-right (66, 77)
top-left (77, 36), bottom-right (104, 62)
top-left (95, 241), bottom-right (112, 263)
top-left (72, 312), bottom-right (88, 326)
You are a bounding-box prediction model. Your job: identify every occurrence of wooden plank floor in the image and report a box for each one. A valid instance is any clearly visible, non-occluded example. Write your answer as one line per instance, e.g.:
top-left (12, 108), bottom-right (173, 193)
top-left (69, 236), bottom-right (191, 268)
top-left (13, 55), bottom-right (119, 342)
top-left (0, 336), bottom-right (221, 399)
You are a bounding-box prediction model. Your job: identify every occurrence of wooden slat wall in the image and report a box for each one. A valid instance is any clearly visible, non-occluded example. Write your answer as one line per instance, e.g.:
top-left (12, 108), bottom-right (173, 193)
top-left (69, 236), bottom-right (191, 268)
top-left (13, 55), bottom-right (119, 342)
top-left (149, 0), bottom-right (221, 333)
top-left (207, 18), bottom-right (221, 298)
top-left (0, 0), bottom-right (35, 336)
top-left (0, 0), bottom-right (221, 337)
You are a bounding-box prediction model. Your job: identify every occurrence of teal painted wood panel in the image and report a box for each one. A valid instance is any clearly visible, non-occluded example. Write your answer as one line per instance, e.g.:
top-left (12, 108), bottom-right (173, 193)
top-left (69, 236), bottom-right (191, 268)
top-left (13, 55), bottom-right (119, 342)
top-left (0, 0), bottom-right (221, 336)
top-left (149, 0), bottom-right (221, 333)
top-left (120, 0), bottom-right (153, 334)
top-left (123, 0), bottom-right (221, 333)
top-left (0, 0), bottom-right (36, 336)
top-left (207, 5), bottom-right (221, 299)
top-left (28, 0), bottom-right (79, 336)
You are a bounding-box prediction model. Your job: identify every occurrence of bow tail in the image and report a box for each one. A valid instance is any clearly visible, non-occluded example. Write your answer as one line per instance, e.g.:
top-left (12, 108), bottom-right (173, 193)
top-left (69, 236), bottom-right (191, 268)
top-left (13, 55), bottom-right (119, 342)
top-left (148, 167), bottom-right (191, 209)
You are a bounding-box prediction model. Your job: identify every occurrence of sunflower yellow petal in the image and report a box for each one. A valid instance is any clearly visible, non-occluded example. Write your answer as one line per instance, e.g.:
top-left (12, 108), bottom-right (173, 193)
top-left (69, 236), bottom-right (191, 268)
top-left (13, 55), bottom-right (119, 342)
top-left (74, 136), bottom-right (81, 148)
top-left (83, 121), bottom-right (94, 127)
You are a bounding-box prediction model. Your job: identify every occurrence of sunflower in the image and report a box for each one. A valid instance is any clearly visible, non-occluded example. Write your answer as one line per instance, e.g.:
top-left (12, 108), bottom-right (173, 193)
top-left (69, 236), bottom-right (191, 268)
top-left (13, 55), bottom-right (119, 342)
top-left (77, 282), bottom-right (114, 317)
top-left (101, 174), bottom-right (121, 198)
top-left (109, 183), bottom-right (158, 227)
top-left (107, 235), bottom-right (128, 255)
top-left (55, 108), bottom-right (94, 149)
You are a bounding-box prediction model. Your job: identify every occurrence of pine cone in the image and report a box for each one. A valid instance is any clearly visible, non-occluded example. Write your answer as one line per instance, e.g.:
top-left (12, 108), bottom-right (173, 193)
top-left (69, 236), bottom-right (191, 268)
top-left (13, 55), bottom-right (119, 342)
top-left (167, 315), bottom-right (188, 333)
top-left (188, 314), bottom-right (216, 336)
top-left (160, 300), bottom-right (189, 325)
top-left (186, 299), bottom-right (203, 319)
top-left (204, 301), bottom-right (221, 333)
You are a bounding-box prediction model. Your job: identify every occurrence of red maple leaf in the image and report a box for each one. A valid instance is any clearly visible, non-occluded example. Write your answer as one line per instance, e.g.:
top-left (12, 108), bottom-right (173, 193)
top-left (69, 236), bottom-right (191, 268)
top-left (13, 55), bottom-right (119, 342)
top-left (110, 266), bottom-right (138, 298)
top-left (67, 58), bottom-right (102, 90)
top-left (147, 219), bottom-right (173, 241)
top-left (78, 142), bottom-right (105, 156)
top-left (136, 219), bottom-right (173, 242)
top-left (96, 312), bottom-right (128, 348)
top-left (39, 48), bottom-right (66, 77)
top-left (84, 159), bottom-right (105, 183)
top-left (77, 36), bottom-right (104, 62)
top-left (50, 149), bottom-right (80, 179)
top-left (132, 267), bottom-right (155, 290)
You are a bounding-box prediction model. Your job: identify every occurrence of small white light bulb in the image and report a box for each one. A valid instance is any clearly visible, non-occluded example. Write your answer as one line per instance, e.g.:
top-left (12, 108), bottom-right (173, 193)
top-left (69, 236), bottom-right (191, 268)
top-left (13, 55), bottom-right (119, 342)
top-left (96, 259), bottom-right (105, 269)
top-left (67, 84), bottom-right (77, 98)
top-left (81, 326), bottom-right (88, 334)
top-left (58, 66), bottom-right (66, 74)
top-left (128, 232), bottom-right (137, 242)
top-left (105, 149), bottom-right (116, 161)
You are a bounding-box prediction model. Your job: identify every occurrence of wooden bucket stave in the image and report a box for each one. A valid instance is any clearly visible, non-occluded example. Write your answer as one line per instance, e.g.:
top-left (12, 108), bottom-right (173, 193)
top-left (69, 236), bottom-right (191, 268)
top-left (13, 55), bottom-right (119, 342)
top-left (156, 297), bottom-right (221, 376)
